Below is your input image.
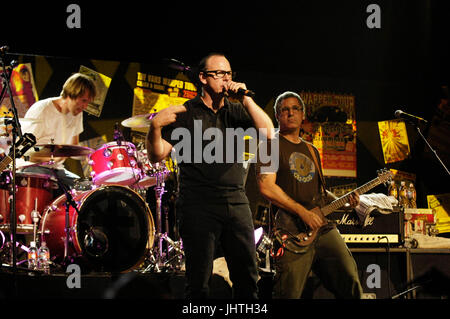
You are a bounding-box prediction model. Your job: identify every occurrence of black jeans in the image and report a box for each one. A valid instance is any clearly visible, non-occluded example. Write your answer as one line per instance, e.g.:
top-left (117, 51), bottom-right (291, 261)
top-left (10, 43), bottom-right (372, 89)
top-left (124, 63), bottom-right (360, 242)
top-left (179, 201), bottom-right (259, 299)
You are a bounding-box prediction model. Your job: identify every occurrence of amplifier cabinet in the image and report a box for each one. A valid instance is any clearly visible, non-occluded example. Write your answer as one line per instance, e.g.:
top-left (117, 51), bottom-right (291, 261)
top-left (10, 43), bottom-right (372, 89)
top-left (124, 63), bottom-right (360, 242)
top-left (327, 207), bottom-right (404, 246)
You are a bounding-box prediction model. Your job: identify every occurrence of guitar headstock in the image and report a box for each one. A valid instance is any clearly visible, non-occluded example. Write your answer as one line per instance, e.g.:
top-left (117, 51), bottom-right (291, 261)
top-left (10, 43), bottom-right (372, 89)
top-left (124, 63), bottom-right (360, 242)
top-left (377, 168), bottom-right (393, 186)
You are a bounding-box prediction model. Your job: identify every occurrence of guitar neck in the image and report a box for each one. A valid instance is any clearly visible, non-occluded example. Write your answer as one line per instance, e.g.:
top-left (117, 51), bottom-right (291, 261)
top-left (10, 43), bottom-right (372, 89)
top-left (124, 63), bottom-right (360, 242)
top-left (0, 155), bottom-right (12, 172)
top-left (321, 176), bottom-right (384, 216)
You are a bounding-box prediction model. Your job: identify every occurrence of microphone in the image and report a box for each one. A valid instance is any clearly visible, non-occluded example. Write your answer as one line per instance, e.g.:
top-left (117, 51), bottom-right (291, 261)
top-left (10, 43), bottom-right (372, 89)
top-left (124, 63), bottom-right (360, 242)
top-left (0, 46), bottom-right (9, 54)
top-left (165, 58), bottom-right (192, 73)
top-left (235, 88), bottom-right (256, 98)
top-left (395, 109), bottom-right (428, 125)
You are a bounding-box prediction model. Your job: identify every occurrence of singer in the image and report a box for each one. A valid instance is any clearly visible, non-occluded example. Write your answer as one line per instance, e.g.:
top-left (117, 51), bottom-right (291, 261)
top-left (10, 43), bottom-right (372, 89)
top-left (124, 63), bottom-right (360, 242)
top-left (146, 53), bottom-right (274, 298)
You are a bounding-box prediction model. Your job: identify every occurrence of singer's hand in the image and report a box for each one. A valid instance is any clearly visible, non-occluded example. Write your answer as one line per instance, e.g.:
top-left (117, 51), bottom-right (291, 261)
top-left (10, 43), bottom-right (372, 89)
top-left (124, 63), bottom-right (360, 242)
top-left (224, 81), bottom-right (248, 99)
top-left (151, 104), bottom-right (187, 130)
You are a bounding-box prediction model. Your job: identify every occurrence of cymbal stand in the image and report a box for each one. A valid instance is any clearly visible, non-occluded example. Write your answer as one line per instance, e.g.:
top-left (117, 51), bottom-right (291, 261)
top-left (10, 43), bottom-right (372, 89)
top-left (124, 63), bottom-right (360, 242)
top-left (154, 163), bottom-right (167, 270)
top-left (143, 162), bottom-right (184, 273)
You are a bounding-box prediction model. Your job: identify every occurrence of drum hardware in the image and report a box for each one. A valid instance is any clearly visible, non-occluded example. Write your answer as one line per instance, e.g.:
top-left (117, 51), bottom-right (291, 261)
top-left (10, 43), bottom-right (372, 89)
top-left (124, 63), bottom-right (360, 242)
top-left (141, 161), bottom-right (184, 273)
top-left (0, 238), bottom-right (29, 266)
top-left (47, 168), bottom-right (81, 265)
top-left (113, 122), bottom-right (124, 146)
top-left (134, 149), bottom-right (171, 189)
top-left (30, 198), bottom-right (41, 244)
top-left (0, 48), bottom-right (37, 271)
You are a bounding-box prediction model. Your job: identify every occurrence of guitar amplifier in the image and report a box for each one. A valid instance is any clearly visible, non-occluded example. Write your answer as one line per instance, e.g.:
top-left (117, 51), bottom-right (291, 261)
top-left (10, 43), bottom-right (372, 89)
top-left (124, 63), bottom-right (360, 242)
top-left (327, 206), bottom-right (404, 246)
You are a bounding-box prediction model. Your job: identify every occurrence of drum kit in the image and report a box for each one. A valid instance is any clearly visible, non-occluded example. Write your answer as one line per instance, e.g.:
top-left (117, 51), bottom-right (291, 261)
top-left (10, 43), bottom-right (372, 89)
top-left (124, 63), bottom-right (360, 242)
top-left (0, 112), bottom-right (184, 274)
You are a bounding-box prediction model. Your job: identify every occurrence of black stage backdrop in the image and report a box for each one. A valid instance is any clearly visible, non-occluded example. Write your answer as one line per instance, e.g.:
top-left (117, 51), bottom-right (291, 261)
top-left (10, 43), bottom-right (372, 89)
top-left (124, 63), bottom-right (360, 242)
top-left (1, 0), bottom-right (450, 207)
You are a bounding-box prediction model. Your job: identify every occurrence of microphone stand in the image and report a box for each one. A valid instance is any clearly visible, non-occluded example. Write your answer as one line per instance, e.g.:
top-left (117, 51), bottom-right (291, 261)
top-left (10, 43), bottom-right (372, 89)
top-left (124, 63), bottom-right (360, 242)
top-left (414, 124), bottom-right (450, 176)
top-left (48, 164), bottom-right (81, 266)
top-left (0, 47), bottom-right (22, 274)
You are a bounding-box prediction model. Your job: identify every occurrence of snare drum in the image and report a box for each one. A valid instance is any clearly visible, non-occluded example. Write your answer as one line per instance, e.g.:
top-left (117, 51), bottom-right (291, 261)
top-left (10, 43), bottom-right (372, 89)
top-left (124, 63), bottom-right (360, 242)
top-left (0, 172), bottom-right (57, 233)
top-left (89, 142), bottom-right (140, 186)
top-left (40, 185), bottom-right (155, 273)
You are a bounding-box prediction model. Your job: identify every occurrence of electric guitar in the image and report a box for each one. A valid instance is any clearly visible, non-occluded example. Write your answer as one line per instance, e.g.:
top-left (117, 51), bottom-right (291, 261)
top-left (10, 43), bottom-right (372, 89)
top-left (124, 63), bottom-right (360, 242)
top-left (274, 169), bottom-right (393, 249)
top-left (0, 133), bottom-right (36, 171)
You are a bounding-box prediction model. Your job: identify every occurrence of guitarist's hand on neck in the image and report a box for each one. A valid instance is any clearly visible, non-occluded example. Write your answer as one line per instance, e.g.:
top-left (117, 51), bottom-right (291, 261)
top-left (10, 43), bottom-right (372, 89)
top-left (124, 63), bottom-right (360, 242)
top-left (347, 191), bottom-right (360, 208)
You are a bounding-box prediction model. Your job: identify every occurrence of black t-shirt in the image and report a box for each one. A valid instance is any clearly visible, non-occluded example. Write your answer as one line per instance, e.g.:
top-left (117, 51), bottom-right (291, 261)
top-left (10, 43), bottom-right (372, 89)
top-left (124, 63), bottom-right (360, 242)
top-left (257, 134), bottom-right (323, 209)
top-left (257, 133), bottom-right (328, 234)
top-left (162, 95), bottom-right (254, 204)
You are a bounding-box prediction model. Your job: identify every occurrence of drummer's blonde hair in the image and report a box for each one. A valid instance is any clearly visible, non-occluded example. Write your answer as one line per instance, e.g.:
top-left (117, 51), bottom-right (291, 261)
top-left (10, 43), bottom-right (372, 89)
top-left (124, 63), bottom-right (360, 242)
top-left (61, 73), bottom-right (96, 100)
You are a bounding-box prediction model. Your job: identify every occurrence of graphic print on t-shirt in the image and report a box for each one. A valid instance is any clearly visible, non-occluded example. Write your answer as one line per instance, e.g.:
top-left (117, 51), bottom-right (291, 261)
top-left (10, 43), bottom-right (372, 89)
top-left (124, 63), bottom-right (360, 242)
top-left (288, 152), bottom-right (316, 183)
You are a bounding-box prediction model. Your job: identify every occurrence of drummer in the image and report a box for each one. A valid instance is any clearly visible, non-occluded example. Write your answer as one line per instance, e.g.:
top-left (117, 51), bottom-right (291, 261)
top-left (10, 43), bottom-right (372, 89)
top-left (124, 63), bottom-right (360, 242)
top-left (16, 73), bottom-right (96, 189)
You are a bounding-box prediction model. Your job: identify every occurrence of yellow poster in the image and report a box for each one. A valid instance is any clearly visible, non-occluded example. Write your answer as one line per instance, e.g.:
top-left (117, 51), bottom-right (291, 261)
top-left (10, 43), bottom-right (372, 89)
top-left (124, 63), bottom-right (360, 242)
top-left (378, 120), bottom-right (410, 164)
top-left (427, 193), bottom-right (450, 234)
top-left (79, 65), bottom-right (112, 117)
top-left (130, 71), bottom-right (197, 134)
top-left (131, 87), bottom-right (190, 134)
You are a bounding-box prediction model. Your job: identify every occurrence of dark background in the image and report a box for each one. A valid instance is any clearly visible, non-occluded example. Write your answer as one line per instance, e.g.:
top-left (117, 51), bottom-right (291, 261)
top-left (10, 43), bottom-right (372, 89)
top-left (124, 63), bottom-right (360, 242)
top-left (2, 0), bottom-right (450, 208)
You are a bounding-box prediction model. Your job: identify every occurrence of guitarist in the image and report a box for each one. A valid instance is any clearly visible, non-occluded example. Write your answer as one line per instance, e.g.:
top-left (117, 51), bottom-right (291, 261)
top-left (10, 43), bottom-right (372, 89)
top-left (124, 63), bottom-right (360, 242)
top-left (256, 91), bottom-right (363, 299)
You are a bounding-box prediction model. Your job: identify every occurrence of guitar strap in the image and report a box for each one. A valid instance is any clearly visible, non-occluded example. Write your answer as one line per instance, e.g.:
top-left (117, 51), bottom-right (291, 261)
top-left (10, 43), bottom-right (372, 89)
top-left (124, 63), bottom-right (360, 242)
top-left (305, 141), bottom-right (327, 196)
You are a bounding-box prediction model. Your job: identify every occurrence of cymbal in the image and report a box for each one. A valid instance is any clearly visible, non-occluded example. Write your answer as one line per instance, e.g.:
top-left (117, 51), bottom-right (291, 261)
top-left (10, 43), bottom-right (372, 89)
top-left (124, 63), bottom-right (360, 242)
top-left (24, 144), bottom-right (94, 159)
top-left (121, 113), bottom-right (157, 128)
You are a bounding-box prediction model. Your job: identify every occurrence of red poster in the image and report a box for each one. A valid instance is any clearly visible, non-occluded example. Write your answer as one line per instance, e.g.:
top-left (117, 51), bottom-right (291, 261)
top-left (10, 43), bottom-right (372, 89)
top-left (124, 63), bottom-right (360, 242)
top-left (0, 63), bottom-right (38, 118)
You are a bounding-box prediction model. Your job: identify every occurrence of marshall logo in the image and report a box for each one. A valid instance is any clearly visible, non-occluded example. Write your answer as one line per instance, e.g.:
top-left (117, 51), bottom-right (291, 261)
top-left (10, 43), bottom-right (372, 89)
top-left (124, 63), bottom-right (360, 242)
top-left (332, 213), bottom-right (375, 227)
top-left (327, 208), bottom-right (404, 246)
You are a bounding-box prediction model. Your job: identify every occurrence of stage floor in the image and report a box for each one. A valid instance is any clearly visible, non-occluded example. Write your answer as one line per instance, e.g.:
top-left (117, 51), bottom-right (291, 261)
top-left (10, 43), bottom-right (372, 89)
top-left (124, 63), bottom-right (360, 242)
top-left (0, 268), bottom-right (237, 299)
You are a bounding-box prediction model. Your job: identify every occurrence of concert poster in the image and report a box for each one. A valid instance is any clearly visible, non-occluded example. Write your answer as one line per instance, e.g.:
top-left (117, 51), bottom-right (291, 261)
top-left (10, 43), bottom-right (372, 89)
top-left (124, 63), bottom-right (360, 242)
top-left (0, 63), bottom-right (39, 118)
top-left (378, 119), bottom-right (410, 164)
top-left (131, 71), bottom-right (197, 135)
top-left (299, 91), bottom-right (357, 178)
top-left (79, 65), bottom-right (112, 117)
top-left (427, 193), bottom-right (450, 234)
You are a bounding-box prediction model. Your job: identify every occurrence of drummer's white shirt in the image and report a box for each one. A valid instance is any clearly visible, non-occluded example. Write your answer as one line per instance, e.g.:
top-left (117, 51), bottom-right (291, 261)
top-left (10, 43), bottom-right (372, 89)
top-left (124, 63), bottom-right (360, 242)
top-left (16, 97), bottom-right (83, 170)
